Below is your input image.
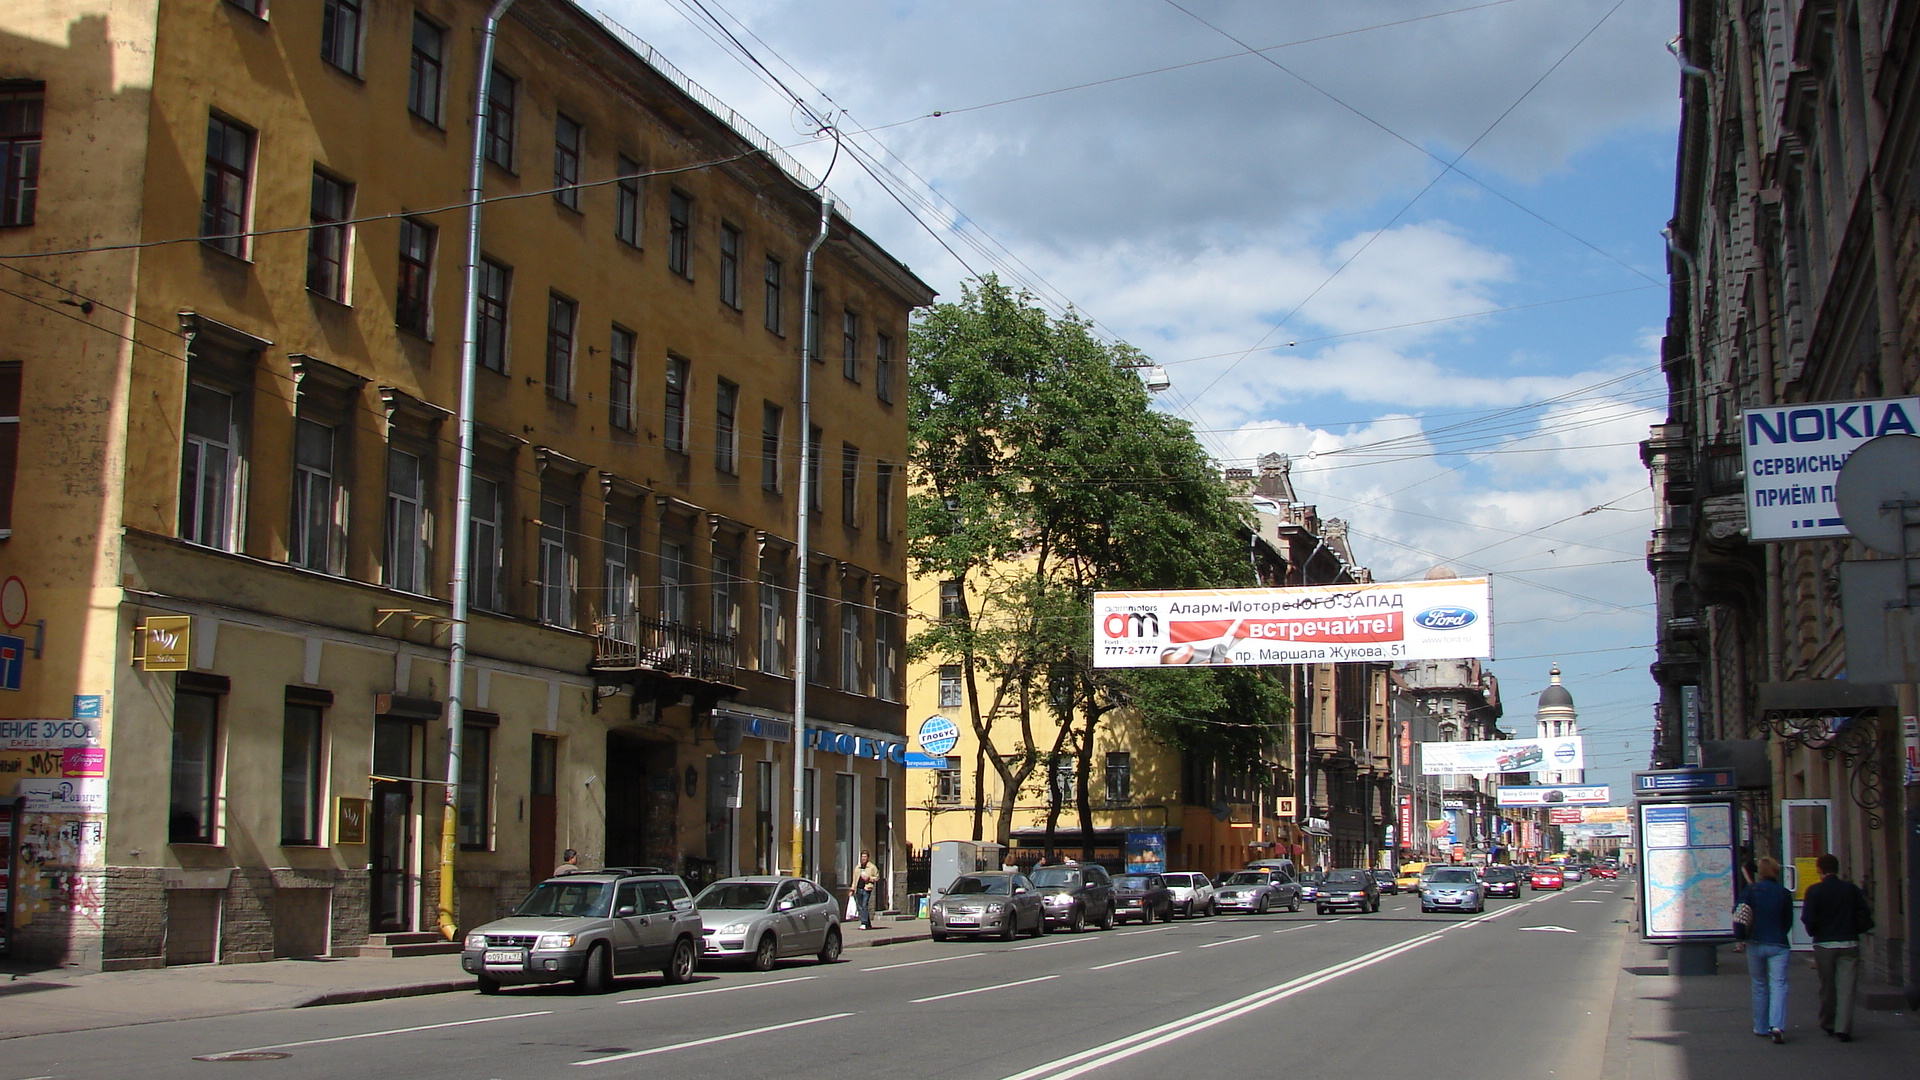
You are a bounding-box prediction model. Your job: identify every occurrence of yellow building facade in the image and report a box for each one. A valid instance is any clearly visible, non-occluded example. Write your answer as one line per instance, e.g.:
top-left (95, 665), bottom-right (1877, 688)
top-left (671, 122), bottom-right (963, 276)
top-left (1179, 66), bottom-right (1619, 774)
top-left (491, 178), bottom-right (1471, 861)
top-left (0, 1), bottom-right (929, 968)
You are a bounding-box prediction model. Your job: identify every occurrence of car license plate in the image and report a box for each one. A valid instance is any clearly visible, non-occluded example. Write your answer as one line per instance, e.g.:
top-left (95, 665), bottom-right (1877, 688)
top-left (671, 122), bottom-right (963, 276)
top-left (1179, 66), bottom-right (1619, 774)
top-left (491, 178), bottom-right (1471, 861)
top-left (948, 917), bottom-right (976, 926)
top-left (483, 950), bottom-right (525, 965)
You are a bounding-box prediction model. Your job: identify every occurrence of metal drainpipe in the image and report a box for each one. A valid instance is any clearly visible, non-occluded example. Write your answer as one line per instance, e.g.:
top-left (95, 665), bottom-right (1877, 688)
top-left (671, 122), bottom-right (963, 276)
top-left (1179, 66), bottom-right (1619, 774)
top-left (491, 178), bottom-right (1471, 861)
top-left (788, 197), bottom-right (833, 876)
top-left (437, 0), bottom-right (515, 942)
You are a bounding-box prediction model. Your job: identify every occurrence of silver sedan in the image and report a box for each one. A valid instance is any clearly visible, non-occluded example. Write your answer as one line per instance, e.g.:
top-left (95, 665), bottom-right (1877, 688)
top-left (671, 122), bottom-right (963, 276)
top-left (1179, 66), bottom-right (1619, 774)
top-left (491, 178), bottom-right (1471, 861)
top-left (694, 876), bottom-right (844, 970)
top-left (930, 872), bottom-right (1046, 940)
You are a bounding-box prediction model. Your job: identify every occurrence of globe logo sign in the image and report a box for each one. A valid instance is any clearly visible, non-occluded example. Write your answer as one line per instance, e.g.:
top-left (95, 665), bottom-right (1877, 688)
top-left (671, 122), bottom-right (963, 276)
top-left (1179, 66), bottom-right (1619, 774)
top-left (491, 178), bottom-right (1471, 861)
top-left (917, 715), bottom-right (960, 757)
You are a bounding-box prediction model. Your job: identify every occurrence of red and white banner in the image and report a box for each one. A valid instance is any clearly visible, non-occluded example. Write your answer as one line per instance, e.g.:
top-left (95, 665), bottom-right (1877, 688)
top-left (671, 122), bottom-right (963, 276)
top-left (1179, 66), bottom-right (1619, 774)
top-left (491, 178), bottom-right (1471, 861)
top-left (1093, 578), bottom-right (1491, 668)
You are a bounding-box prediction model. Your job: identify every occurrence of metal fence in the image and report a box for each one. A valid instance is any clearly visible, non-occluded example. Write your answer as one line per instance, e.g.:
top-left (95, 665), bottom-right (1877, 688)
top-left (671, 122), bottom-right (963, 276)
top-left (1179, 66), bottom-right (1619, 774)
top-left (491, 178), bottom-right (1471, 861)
top-left (592, 614), bottom-right (738, 684)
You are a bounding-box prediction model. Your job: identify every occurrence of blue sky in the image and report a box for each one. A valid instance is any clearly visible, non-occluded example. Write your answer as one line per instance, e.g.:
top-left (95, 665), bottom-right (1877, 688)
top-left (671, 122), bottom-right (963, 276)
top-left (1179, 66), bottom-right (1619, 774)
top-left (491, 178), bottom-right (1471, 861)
top-left (595, 0), bottom-right (1683, 797)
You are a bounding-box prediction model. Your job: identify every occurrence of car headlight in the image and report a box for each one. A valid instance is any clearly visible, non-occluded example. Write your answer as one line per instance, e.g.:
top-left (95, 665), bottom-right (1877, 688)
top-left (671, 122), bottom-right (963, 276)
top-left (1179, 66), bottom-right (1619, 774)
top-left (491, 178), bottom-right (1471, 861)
top-left (464, 934), bottom-right (488, 950)
top-left (536, 933), bottom-right (576, 950)
top-left (983, 902), bottom-right (1005, 914)
top-left (717, 922), bottom-right (749, 935)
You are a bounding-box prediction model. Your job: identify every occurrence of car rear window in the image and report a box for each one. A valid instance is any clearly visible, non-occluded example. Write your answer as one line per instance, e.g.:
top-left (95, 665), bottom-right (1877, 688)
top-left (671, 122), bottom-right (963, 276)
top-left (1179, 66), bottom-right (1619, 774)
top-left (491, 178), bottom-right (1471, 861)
top-left (1326, 871), bottom-right (1369, 885)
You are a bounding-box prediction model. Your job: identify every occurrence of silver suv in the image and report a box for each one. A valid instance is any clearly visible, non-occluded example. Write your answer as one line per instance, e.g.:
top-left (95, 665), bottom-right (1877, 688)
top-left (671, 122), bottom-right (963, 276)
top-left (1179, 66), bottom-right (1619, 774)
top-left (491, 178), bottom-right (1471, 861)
top-left (461, 868), bottom-right (702, 993)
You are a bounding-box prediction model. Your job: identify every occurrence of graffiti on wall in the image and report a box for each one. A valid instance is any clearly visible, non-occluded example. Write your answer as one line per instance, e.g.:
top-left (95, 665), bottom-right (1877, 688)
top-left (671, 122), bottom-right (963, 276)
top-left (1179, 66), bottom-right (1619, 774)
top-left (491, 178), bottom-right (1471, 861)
top-left (2, 718), bottom-right (107, 929)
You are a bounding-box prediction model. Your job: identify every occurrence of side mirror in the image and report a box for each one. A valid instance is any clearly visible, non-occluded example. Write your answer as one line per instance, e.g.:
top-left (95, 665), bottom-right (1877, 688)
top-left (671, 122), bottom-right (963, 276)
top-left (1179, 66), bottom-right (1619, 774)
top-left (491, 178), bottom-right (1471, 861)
top-left (1014, 886), bottom-right (1028, 895)
top-left (778, 899), bottom-right (796, 911)
top-left (616, 905), bottom-right (638, 917)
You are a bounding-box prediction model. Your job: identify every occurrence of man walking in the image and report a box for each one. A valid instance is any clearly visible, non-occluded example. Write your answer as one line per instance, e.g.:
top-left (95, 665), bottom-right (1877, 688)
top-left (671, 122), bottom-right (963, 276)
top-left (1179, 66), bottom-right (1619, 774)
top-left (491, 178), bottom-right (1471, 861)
top-left (851, 849), bottom-right (880, 930)
top-left (1801, 852), bottom-right (1874, 1042)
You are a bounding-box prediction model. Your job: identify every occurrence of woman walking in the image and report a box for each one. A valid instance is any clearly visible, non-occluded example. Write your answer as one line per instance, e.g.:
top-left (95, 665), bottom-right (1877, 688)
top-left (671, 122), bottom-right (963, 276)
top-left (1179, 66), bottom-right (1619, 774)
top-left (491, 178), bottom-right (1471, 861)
top-left (1738, 857), bottom-right (1795, 1043)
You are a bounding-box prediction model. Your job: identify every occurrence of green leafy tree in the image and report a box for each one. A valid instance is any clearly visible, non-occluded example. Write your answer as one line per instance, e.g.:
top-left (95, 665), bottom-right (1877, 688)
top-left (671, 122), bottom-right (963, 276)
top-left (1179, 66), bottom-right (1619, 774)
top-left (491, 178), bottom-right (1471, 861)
top-left (909, 276), bottom-right (1290, 854)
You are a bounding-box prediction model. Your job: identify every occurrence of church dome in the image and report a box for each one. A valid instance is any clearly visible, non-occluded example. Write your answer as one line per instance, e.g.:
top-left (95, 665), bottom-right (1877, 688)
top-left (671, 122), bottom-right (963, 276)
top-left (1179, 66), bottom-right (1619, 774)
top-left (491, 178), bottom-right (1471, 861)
top-left (1537, 665), bottom-right (1574, 710)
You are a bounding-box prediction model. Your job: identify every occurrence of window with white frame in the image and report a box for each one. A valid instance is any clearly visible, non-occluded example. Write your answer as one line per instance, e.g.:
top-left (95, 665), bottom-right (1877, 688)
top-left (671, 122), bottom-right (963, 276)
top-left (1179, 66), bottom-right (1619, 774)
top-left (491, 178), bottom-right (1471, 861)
top-left (201, 113), bottom-right (254, 257)
top-left (659, 535), bottom-right (690, 623)
top-left (663, 355), bottom-right (688, 452)
top-left (307, 169), bottom-right (353, 301)
top-left (874, 604), bottom-right (899, 702)
top-left (385, 448), bottom-right (427, 593)
top-left (719, 223), bottom-right (741, 308)
top-left (839, 600), bottom-right (862, 692)
top-left (603, 520), bottom-right (634, 635)
top-left (0, 86), bottom-right (43, 227)
top-left (484, 66), bottom-right (516, 169)
top-left (477, 257), bottom-right (510, 372)
top-left (538, 498), bottom-right (574, 627)
top-left (181, 382), bottom-right (241, 550)
top-left (172, 688), bottom-right (223, 843)
top-left (615, 155), bottom-right (642, 247)
top-left (321, 0), bottom-right (364, 76)
top-left (842, 309), bottom-right (860, 382)
top-left (553, 113), bottom-right (582, 211)
top-left (711, 548), bottom-right (739, 637)
top-left (545, 292), bottom-right (576, 399)
top-left (760, 402), bottom-right (782, 492)
top-left (289, 418), bottom-right (339, 573)
top-left (467, 475), bottom-right (504, 613)
top-left (935, 757), bottom-right (962, 804)
top-left (758, 565), bottom-right (787, 675)
top-left (408, 14), bottom-right (446, 125)
top-left (938, 664), bottom-right (962, 708)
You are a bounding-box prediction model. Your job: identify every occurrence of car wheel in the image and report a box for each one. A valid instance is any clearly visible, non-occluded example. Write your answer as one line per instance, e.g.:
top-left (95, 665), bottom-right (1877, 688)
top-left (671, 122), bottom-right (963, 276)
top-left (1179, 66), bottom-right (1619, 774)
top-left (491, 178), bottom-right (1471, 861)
top-left (578, 943), bottom-right (612, 994)
top-left (1099, 905), bottom-right (1115, 932)
top-left (751, 933), bottom-right (778, 972)
top-left (664, 936), bottom-right (697, 984)
top-left (1028, 912), bottom-right (1045, 938)
top-left (1256, 895), bottom-right (1270, 915)
top-left (1288, 895), bottom-right (1300, 913)
top-left (1067, 907), bottom-right (1085, 934)
top-left (1001, 915), bottom-right (1019, 941)
top-left (1160, 902), bottom-right (1174, 923)
top-left (1318, 906), bottom-right (1330, 915)
top-left (817, 926), bottom-right (843, 963)
top-left (476, 975), bottom-right (501, 995)
top-left (931, 929), bottom-right (949, 942)
top-left (1206, 900), bottom-right (1218, 917)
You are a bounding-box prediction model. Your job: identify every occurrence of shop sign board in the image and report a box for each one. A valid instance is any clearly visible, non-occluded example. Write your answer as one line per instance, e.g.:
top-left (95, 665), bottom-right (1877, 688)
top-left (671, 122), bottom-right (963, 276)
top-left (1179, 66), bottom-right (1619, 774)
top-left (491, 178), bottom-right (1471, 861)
top-left (1741, 396), bottom-right (1920, 541)
top-left (1495, 784), bottom-right (1611, 807)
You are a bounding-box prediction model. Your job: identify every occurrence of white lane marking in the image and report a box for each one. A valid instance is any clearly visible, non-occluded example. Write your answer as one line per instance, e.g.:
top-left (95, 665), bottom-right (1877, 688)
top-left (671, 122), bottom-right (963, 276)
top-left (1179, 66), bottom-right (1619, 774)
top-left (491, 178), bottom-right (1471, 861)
top-left (1520, 926), bottom-right (1579, 933)
top-left (1001, 891), bottom-right (1556, 1080)
top-left (1571, 900), bottom-right (1602, 904)
top-left (1089, 950), bottom-right (1180, 971)
top-left (571, 1012), bottom-right (855, 1065)
top-left (912, 975), bottom-right (1060, 1004)
top-left (618, 975), bottom-right (817, 1004)
top-left (1118, 924), bottom-right (1177, 936)
top-left (1012, 935), bottom-right (1100, 951)
top-left (1270, 924), bottom-right (1316, 935)
top-left (1199, 935), bottom-right (1260, 949)
top-left (865, 952), bottom-right (985, 971)
top-left (205, 1010), bottom-right (552, 1057)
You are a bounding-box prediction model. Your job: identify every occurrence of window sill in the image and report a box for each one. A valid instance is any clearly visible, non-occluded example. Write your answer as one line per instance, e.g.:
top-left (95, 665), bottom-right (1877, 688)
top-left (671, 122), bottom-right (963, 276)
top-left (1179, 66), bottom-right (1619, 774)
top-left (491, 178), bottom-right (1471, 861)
top-left (308, 288), bottom-right (352, 310)
top-left (199, 240), bottom-right (253, 263)
top-left (554, 197), bottom-right (583, 215)
top-left (397, 323), bottom-right (434, 344)
top-left (323, 61), bottom-right (366, 84)
top-left (408, 109), bottom-right (446, 132)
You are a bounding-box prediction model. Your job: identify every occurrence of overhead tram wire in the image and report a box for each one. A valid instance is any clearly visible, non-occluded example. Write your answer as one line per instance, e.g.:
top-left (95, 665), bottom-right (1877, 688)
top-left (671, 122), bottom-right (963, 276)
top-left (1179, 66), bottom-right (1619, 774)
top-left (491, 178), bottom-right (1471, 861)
top-left (1166, 0), bottom-right (1634, 410)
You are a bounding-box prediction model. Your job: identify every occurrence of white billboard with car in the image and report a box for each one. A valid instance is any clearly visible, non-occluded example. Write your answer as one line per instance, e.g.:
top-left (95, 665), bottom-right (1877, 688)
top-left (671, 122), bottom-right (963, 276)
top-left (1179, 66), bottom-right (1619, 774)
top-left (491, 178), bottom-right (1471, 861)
top-left (1420, 736), bottom-right (1584, 777)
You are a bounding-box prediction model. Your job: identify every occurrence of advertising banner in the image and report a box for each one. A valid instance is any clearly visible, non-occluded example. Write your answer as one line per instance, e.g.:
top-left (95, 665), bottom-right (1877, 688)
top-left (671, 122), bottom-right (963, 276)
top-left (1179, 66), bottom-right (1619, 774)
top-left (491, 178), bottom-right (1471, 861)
top-left (1741, 396), bottom-right (1920, 541)
top-left (1564, 822), bottom-right (1632, 838)
top-left (1583, 806), bottom-right (1629, 824)
top-left (1549, 806), bottom-right (1584, 824)
top-left (1421, 736), bottom-right (1583, 776)
top-left (1124, 830), bottom-right (1166, 874)
top-left (1093, 577), bottom-right (1490, 668)
top-left (1495, 784), bottom-right (1612, 807)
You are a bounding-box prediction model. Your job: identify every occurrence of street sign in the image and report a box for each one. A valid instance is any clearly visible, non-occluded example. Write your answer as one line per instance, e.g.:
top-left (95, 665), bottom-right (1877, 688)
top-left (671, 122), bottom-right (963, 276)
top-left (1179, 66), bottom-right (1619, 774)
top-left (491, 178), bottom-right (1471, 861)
top-left (0, 634), bottom-right (21, 691)
top-left (903, 752), bottom-right (946, 768)
top-left (1634, 768), bottom-right (1736, 795)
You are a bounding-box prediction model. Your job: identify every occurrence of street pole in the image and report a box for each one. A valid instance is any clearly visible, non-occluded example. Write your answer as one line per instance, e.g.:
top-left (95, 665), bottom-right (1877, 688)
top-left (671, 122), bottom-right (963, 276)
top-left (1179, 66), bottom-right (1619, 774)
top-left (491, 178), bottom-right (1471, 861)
top-left (788, 197), bottom-right (832, 877)
top-left (436, 0), bottom-right (515, 941)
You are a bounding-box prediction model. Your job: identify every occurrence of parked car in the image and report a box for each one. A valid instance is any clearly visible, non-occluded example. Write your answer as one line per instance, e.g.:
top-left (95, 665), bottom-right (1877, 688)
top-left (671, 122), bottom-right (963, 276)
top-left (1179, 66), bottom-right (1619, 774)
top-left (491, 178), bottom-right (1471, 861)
top-left (693, 876), bottom-right (844, 970)
top-left (1029, 864), bottom-right (1116, 932)
top-left (1161, 871), bottom-right (1216, 917)
top-left (1317, 868), bottom-right (1381, 914)
top-left (1111, 873), bottom-right (1176, 924)
top-left (1296, 871), bottom-right (1325, 903)
top-left (462, 868), bottom-right (702, 994)
top-left (1529, 866), bottom-right (1564, 891)
top-left (1213, 869), bottom-right (1300, 914)
top-left (1370, 868), bottom-right (1400, 895)
top-left (1419, 866), bottom-right (1487, 914)
top-left (929, 871), bottom-right (1045, 941)
top-left (1481, 865), bottom-right (1521, 898)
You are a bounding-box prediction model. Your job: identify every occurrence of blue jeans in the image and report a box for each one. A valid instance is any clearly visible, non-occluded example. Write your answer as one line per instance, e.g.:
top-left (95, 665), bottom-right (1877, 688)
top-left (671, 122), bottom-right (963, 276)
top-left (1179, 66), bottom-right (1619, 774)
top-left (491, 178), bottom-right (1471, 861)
top-left (1747, 942), bottom-right (1790, 1033)
top-left (854, 888), bottom-right (872, 928)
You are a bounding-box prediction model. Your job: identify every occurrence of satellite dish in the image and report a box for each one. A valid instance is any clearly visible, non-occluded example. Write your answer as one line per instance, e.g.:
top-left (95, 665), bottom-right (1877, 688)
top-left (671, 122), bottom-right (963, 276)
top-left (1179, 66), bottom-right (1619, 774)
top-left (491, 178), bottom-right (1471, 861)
top-left (711, 713), bottom-right (744, 753)
top-left (1835, 434), bottom-right (1920, 555)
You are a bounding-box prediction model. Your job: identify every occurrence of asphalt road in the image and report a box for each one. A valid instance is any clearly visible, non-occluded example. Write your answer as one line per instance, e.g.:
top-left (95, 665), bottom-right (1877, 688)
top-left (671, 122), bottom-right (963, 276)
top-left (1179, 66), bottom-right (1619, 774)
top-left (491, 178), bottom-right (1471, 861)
top-left (0, 877), bottom-right (1636, 1080)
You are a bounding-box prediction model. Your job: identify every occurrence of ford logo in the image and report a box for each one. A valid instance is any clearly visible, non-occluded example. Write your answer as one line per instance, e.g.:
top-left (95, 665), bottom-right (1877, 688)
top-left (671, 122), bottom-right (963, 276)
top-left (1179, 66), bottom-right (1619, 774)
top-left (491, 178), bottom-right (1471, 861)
top-left (1413, 607), bottom-right (1478, 630)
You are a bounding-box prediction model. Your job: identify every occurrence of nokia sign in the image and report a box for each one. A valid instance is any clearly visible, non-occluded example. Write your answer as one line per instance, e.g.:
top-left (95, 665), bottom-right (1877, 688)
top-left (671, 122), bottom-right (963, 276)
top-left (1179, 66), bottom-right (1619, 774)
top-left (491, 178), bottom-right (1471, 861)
top-left (1741, 396), bottom-right (1920, 541)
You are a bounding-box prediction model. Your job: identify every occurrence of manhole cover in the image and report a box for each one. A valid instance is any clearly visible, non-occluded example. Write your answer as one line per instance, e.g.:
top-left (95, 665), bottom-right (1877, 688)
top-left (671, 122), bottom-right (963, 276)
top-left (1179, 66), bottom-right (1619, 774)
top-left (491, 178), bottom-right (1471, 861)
top-left (194, 1052), bottom-right (292, 1062)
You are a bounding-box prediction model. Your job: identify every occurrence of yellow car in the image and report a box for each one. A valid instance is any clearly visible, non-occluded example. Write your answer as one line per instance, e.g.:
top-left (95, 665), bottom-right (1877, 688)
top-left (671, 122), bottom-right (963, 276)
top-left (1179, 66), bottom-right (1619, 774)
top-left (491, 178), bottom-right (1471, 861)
top-left (1395, 863), bottom-right (1426, 892)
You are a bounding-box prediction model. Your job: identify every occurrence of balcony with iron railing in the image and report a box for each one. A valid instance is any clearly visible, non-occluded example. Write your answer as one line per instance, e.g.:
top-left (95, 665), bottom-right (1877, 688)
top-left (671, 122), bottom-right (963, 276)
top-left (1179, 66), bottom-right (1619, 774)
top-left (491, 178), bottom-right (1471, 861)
top-left (592, 613), bottom-right (739, 685)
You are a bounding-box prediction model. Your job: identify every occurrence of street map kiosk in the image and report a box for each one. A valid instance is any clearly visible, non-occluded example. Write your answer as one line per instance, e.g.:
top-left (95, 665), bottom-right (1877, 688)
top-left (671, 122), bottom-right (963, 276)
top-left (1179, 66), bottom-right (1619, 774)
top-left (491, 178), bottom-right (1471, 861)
top-left (1634, 768), bottom-right (1739, 975)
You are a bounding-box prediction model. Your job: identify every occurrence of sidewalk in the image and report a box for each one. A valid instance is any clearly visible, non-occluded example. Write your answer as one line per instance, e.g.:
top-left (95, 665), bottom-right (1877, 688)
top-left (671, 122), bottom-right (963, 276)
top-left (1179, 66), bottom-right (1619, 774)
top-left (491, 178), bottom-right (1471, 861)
top-left (1602, 937), bottom-right (1917, 1078)
top-left (0, 916), bottom-right (929, 1041)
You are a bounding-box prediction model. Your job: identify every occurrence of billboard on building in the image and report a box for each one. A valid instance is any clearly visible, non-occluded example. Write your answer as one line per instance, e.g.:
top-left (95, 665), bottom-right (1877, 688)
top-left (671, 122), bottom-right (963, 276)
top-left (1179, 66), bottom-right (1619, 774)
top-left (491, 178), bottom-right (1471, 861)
top-left (1740, 396), bottom-right (1920, 541)
top-left (1420, 736), bottom-right (1583, 776)
top-left (1495, 784), bottom-right (1611, 806)
top-left (1092, 578), bottom-right (1490, 669)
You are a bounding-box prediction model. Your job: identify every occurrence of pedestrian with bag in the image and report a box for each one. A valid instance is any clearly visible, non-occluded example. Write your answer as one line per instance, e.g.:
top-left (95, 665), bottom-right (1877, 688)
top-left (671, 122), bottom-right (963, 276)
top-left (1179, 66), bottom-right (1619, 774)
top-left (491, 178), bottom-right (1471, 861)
top-left (850, 849), bottom-right (880, 931)
top-left (1735, 857), bottom-right (1794, 1043)
top-left (1802, 852), bottom-right (1874, 1042)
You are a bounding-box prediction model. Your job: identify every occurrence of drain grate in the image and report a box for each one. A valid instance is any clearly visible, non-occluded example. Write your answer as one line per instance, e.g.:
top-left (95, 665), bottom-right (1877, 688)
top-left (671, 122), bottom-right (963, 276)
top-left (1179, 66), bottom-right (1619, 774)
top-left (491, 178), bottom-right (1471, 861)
top-left (194, 1052), bottom-right (293, 1062)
